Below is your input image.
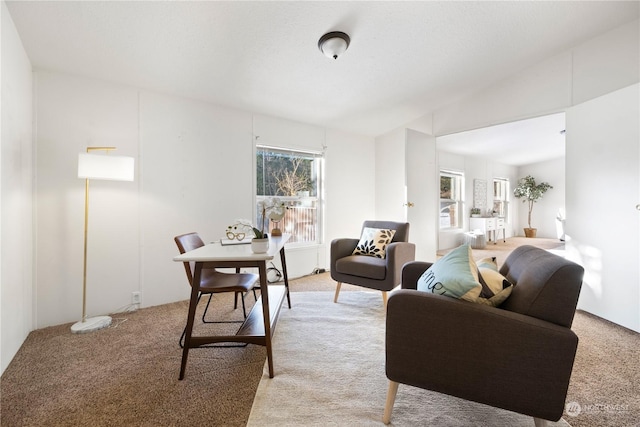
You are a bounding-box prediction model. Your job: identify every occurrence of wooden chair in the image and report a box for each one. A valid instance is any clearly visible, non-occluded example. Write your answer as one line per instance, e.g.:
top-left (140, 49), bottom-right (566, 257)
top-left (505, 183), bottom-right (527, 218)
top-left (174, 232), bottom-right (258, 347)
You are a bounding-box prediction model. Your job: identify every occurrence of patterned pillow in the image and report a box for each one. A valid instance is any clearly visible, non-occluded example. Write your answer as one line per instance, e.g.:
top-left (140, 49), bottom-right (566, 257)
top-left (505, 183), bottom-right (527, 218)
top-left (352, 227), bottom-right (396, 259)
top-left (417, 244), bottom-right (482, 302)
top-left (477, 265), bottom-right (514, 307)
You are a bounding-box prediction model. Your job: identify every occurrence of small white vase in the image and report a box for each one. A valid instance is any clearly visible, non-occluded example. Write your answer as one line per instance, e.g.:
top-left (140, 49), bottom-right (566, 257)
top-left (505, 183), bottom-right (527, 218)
top-left (251, 238), bottom-right (269, 254)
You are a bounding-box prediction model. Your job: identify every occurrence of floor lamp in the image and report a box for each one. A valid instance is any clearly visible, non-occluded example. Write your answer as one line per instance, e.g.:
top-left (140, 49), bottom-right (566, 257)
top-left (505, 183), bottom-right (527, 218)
top-left (71, 147), bottom-right (134, 334)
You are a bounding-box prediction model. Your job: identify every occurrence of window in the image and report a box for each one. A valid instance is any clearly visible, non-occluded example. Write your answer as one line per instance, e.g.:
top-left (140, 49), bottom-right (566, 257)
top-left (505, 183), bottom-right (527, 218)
top-left (256, 145), bottom-right (323, 245)
top-left (440, 170), bottom-right (464, 229)
top-left (493, 178), bottom-right (509, 218)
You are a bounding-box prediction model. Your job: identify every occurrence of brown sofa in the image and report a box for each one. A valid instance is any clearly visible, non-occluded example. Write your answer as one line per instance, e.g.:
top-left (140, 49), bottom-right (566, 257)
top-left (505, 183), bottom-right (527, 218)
top-left (384, 245), bottom-right (584, 426)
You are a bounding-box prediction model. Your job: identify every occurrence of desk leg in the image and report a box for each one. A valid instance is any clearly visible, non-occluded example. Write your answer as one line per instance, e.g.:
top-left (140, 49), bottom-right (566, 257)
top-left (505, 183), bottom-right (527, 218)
top-left (179, 262), bottom-right (202, 380)
top-left (279, 247), bottom-right (291, 309)
top-left (259, 262), bottom-right (274, 378)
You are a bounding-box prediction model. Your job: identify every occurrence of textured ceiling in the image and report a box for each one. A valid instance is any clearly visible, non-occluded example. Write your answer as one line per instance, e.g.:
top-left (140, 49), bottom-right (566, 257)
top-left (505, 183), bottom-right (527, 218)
top-left (6, 1), bottom-right (639, 146)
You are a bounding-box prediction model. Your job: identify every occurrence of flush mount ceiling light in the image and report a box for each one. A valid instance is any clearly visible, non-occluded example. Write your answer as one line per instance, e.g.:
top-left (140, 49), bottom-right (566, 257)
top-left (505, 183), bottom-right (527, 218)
top-left (318, 31), bottom-right (350, 60)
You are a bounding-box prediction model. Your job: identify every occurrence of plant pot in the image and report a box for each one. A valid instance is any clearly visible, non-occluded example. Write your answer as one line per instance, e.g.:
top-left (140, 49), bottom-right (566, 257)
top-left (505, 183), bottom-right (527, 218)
top-left (524, 228), bottom-right (537, 238)
top-left (251, 238), bottom-right (269, 254)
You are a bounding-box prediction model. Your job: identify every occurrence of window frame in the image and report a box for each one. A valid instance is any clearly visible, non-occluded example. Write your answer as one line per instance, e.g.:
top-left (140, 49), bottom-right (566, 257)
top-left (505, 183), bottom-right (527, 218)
top-left (492, 177), bottom-right (510, 219)
top-left (255, 144), bottom-right (324, 247)
top-left (439, 169), bottom-right (465, 230)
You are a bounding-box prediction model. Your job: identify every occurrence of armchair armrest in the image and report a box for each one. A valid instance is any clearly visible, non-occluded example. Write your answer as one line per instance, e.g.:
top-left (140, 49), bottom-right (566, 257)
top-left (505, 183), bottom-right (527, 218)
top-left (385, 242), bottom-right (416, 286)
top-left (386, 290), bottom-right (578, 421)
top-left (330, 238), bottom-right (359, 270)
top-left (385, 242), bottom-right (416, 267)
top-left (401, 261), bottom-right (433, 290)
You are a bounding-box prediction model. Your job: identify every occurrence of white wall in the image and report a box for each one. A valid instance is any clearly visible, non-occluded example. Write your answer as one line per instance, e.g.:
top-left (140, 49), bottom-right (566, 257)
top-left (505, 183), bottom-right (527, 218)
top-left (32, 71), bottom-right (375, 329)
top-left (566, 83), bottom-right (639, 332)
top-left (375, 128), bottom-right (406, 222)
top-left (324, 128), bottom-right (375, 259)
top-left (1, 1), bottom-right (34, 375)
top-left (432, 19), bottom-right (639, 137)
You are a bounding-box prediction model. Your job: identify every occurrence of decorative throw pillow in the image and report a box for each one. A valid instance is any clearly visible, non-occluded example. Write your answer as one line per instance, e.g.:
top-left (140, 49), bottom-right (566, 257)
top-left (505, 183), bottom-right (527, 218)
top-left (477, 256), bottom-right (498, 271)
top-left (352, 227), bottom-right (396, 259)
top-left (416, 244), bottom-right (482, 302)
top-left (477, 267), bottom-right (514, 307)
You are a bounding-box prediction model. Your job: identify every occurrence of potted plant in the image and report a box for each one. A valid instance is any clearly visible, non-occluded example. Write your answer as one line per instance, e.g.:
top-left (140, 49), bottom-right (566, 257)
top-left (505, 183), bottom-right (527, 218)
top-left (513, 175), bottom-right (553, 238)
top-left (470, 207), bottom-right (481, 218)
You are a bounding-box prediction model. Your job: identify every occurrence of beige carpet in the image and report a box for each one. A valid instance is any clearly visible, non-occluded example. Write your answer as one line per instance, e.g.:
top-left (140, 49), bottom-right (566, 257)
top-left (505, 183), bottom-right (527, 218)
top-left (247, 291), bottom-right (570, 426)
top-left (2, 251), bottom-right (638, 426)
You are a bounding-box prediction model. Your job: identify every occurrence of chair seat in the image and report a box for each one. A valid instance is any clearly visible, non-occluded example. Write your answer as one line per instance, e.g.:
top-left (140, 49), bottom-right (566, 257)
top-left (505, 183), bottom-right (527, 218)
top-left (335, 255), bottom-right (387, 280)
top-left (199, 269), bottom-right (258, 294)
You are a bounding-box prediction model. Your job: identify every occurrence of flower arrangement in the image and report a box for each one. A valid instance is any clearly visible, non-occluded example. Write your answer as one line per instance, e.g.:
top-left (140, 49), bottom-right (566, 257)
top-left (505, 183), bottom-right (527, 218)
top-left (227, 197), bottom-right (286, 240)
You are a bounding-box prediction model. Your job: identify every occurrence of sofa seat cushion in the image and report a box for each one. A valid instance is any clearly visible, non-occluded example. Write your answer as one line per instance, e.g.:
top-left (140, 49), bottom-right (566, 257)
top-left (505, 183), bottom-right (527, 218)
top-left (336, 255), bottom-right (387, 280)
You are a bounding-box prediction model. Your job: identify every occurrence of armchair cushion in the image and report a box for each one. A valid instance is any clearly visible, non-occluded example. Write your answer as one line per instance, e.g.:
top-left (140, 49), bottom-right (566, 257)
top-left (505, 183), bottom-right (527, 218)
top-left (416, 244), bottom-right (482, 302)
top-left (335, 255), bottom-right (387, 280)
top-left (352, 227), bottom-right (396, 258)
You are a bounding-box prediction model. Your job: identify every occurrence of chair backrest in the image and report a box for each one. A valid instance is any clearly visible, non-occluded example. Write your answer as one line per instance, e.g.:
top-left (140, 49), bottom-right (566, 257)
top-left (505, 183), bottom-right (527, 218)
top-left (361, 221), bottom-right (410, 243)
top-left (174, 232), bottom-right (205, 286)
top-left (499, 245), bottom-right (584, 327)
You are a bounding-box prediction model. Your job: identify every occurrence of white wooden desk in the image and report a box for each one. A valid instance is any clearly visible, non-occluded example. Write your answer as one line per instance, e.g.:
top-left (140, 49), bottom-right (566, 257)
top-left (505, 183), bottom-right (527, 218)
top-left (173, 234), bottom-right (291, 379)
top-left (469, 217), bottom-right (506, 245)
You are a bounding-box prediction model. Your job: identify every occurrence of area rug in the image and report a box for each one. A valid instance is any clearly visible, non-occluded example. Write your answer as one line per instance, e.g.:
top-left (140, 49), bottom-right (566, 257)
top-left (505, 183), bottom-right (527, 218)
top-left (247, 291), bottom-right (571, 426)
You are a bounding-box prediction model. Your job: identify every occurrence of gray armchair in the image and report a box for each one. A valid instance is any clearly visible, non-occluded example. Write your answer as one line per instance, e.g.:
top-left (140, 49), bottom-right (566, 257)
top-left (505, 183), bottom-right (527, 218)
top-left (330, 221), bottom-right (415, 306)
top-left (384, 245), bottom-right (584, 426)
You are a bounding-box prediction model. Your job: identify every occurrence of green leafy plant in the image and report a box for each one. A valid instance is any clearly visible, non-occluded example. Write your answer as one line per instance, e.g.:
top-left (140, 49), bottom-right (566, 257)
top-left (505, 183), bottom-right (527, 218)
top-left (470, 207), bottom-right (481, 215)
top-left (513, 175), bottom-right (553, 229)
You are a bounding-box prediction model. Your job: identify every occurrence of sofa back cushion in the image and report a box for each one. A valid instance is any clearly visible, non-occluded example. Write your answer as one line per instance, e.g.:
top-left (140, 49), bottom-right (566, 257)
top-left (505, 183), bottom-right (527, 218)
top-left (499, 245), bottom-right (584, 327)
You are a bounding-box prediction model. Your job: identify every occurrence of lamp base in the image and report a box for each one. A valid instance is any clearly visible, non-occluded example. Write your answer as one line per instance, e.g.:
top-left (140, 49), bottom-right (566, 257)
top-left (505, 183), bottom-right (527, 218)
top-left (70, 315), bottom-right (112, 334)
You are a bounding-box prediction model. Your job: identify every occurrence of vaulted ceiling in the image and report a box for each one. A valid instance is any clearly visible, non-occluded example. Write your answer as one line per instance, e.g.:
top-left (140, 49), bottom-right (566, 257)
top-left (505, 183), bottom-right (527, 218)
top-left (6, 1), bottom-right (638, 149)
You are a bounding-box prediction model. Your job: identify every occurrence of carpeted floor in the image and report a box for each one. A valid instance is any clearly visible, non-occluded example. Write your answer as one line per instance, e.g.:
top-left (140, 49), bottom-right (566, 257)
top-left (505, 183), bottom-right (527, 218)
top-left (1, 238), bottom-right (638, 426)
top-left (247, 291), bottom-right (570, 426)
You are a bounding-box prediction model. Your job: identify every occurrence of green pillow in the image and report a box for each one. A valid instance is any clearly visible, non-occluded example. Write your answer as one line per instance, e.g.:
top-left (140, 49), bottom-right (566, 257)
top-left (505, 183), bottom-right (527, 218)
top-left (352, 227), bottom-right (396, 259)
top-left (417, 245), bottom-right (482, 302)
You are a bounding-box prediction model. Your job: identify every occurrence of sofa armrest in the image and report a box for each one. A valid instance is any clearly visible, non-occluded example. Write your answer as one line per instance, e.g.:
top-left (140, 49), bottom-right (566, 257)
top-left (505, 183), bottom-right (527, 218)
top-left (401, 261), bottom-right (433, 290)
top-left (386, 289), bottom-right (578, 421)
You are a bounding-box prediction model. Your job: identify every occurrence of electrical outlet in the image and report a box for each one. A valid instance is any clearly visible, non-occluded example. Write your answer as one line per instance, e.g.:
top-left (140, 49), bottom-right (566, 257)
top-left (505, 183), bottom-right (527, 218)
top-left (132, 291), bottom-right (141, 304)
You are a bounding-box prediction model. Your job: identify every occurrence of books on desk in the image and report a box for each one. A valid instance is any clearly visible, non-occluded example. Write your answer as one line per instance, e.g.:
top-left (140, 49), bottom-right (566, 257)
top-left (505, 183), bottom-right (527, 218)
top-left (220, 238), bottom-right (251, 246)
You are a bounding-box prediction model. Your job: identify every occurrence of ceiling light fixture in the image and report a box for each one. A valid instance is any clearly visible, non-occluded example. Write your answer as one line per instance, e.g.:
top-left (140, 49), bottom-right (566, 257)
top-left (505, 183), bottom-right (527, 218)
top-left (318, 31), bottom-right (350, 60)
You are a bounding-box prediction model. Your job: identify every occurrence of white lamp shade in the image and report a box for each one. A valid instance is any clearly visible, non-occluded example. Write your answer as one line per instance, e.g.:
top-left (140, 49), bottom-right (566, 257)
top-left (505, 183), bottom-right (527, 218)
top-left (78, 153), bottom-right (135, 181)
top-left (321, 37), bottom-right (348, 59)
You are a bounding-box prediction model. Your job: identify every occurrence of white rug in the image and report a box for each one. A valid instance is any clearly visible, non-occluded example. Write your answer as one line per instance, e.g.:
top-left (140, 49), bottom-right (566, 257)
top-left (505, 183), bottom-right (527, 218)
top-left (247, 291), bottom-right (571, 427)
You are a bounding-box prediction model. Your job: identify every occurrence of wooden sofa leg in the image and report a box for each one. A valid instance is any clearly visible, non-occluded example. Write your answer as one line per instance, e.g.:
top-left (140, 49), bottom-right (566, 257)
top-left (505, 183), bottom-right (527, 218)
top-left (382, 380), bottom-right (399, 424)
top-left (334, 282), bottom-right (342, 303)
top-left (533, 418), bottom-right (549, 427)
top-left (382, 291), bottom-right (388, 308)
